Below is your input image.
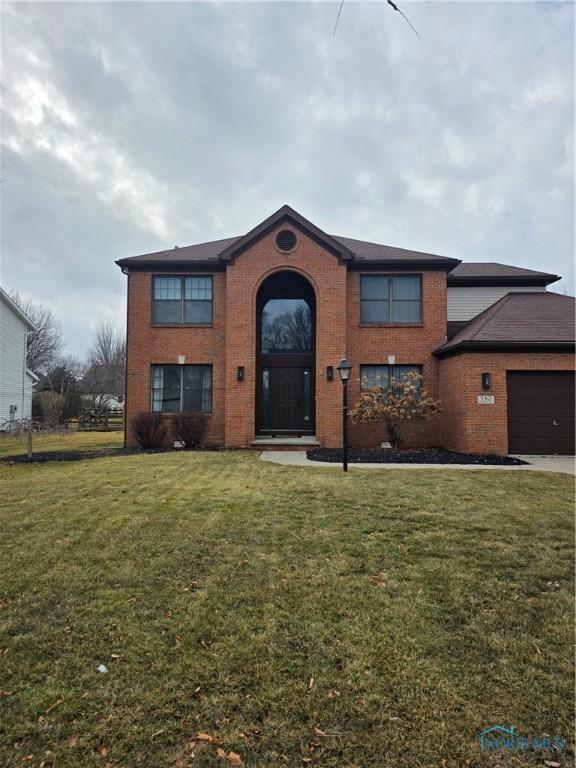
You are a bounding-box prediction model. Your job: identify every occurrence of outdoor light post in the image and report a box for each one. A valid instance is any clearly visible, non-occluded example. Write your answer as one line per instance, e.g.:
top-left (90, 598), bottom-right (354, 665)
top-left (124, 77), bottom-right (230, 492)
top-left (336, 358), bottom-right (352, 472)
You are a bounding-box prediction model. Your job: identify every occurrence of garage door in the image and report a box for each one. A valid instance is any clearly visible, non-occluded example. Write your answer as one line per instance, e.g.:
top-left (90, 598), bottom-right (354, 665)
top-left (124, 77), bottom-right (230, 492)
top-left (507, 371), bottom-right (575, 455)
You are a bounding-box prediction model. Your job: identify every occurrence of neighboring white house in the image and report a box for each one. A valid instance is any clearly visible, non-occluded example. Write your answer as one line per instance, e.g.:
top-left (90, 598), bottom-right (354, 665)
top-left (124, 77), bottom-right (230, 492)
top-left (0, 287), bottom-right (38, 425)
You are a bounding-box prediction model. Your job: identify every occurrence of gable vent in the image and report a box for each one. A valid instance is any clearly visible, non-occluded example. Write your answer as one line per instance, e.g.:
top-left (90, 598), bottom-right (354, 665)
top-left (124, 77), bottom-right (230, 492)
top-left (275, 229), bottom-right (297, 252)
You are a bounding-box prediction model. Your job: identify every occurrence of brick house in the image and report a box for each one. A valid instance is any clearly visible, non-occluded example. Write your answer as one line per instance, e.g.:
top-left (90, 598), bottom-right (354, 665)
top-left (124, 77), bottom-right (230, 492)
top-left (117, 205), bottom-right (575, 455)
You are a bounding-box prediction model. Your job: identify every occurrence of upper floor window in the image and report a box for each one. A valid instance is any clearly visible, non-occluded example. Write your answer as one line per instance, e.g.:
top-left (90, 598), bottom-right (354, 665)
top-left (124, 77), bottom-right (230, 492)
top-left (153, 276), bottom-right (212, 324)
top-left (360, 364), bottom-right (422, 390)
top-left (360, 275), bottom-right (421, 324)
top-left (152, 364), bottom-right (212, 413)
top-left (260, 298), bottom-right (313, 353)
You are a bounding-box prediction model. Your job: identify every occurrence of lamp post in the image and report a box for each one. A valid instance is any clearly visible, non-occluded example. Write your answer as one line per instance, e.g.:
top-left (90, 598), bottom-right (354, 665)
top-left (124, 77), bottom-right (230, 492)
top-left (336, 358), bottom-right (352, 472)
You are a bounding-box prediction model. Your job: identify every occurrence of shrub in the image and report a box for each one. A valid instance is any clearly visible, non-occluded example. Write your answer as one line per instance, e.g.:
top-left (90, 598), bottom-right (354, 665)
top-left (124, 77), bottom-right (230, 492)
top-left (131, 412), bottom-right (167, 449)
top-left (172, 411), bottom-right (208, 449)
top-left (35, 392), bottom-right (66, 429)
top-left (349, 372), bottom-right (441, 450)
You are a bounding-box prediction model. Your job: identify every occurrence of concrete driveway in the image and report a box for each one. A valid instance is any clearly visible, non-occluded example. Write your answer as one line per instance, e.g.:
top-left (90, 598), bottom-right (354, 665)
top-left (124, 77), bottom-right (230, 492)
top-left (261, 451), bottom-right (575, 475)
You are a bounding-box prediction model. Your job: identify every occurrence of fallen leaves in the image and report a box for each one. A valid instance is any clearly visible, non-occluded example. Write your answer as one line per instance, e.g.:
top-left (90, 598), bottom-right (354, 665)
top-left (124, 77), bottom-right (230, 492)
top-left (45, 699), bottom-right (63, 714)
top-left (184, 735), bottom-right (242, 763)
top-left (0, 689), bottom-right (13, 698)
top-left (371, 572), bottom-right (386, 588)
top-left (196, 732), bottom-right (217, 743)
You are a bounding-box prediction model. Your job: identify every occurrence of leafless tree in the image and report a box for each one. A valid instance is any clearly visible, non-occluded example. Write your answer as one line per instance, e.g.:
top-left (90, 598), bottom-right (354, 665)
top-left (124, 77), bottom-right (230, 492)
top-left (79, 322), bottom-right (126, 420)
top-left (8, 291), bottom-right (63, 374)
top-left (261, 305), bottom-right (312, 352)
top-left (87, 321), bottom-right (126, 399)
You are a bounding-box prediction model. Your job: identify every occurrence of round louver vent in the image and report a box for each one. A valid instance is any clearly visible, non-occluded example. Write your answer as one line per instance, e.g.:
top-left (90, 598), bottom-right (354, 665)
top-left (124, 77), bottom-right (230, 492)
top-left (275, 229), bottom-right (297, 252)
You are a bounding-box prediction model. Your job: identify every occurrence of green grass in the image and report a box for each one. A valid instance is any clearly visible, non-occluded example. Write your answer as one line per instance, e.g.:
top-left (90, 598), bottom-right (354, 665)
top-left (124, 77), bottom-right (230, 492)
top-left (0, 453), bottom-right (573, 767)
top-left (0, 429), bottom-right (124, 457)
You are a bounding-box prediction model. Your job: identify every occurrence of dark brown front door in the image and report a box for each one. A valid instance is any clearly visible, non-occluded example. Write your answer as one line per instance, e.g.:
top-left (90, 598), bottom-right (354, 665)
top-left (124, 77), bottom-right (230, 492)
top-left (507, 371), bottom-right (575, 455)
top-left (258, 367), bottom-right (313, 434)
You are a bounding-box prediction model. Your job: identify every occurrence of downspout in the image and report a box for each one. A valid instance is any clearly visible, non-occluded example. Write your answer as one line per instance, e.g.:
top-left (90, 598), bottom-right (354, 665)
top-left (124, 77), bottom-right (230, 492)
top-left (121, 266), bottom-right (130, 448)
top-left (22, 329), bottom-right (29, 420)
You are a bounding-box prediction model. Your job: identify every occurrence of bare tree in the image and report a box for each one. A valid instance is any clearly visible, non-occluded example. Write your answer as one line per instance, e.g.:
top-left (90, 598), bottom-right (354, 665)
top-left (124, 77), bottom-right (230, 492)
top-left (79, 322), bottom-right (126, 421)
top-left (34, 356), bottom-right (83, 424)
top-left (8, 291), bottom-right (63, 373)
top-left (87, 321), bottom-right (126, 399)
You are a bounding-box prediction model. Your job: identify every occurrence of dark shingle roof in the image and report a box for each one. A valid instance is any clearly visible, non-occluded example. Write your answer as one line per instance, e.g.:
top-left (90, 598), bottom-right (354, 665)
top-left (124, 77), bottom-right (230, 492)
top-left (119, 236), bottom-right (240, 264)
top-left (448, 262), bottom-right (559, 285)
top-left (116, 205), bottom-right (459, 267)
top-left (114, 207), bottom-right (557, 280)
top-left (117, 233), bottom-right (457, 267)
top-left (331, 235), bottom-right (452, 264)
top-left (435, 292), bottom-right (575, 356)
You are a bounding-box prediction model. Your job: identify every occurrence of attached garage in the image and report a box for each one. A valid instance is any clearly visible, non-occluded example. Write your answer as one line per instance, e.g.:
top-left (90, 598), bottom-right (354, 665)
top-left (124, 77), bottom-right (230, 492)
top-left (507, 371), bottom-right (575, 455)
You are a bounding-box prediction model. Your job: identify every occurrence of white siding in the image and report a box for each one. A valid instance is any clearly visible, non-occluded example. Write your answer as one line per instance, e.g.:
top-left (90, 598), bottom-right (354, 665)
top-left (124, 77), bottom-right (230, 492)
top-left (0, 297), bottom-right (31, 422)
top-left (447, 285), bottom-right (545, 321)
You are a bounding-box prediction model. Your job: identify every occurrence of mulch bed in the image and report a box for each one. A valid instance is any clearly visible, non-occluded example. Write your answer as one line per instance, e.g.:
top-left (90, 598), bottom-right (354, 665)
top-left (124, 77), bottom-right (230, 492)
top-left (306, 448), bottom-right (529, 465)
top-left (0, 447), bottom-right (226, 465)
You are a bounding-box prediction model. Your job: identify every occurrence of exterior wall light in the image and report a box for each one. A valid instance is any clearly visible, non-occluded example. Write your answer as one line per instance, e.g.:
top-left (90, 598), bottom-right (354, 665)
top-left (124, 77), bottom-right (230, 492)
top-left (237, 366), bottom-right (245, 382)
top-left (482, 372), bottom-right (491, 390)
top-left (326, 366), bottom-right (334, 381)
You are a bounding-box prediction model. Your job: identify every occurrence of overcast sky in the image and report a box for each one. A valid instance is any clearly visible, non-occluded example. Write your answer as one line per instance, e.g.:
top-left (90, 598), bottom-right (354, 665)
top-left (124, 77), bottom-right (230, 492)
top-left (1, 1), bottom-right (573, 357)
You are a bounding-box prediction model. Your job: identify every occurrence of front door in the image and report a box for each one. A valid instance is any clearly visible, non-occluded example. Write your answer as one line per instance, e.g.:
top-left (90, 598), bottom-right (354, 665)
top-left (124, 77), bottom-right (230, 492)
top-left (258, 366), bottom-right (313, 434)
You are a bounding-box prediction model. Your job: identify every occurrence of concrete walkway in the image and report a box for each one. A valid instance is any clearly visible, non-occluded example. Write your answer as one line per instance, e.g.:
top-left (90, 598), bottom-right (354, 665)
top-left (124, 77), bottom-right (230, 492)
top-left (260, 451), bottom-right (575, 475)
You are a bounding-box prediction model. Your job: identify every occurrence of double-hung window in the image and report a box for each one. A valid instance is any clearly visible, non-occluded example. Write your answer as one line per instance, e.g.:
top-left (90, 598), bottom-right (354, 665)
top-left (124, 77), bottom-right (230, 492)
top-left (151, 365), bottom-right (212, 413)
top-left (153, 276), bottom-right (213, 324)
top-left (360, 275), bottom-right (421, 324)
top-left (360, 364), bottom-right (423, 391)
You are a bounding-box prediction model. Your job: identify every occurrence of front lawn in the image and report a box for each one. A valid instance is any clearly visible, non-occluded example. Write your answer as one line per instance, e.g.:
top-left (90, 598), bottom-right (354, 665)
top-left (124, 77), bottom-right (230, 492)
top-left (0, 453), bottom-right (573, 767)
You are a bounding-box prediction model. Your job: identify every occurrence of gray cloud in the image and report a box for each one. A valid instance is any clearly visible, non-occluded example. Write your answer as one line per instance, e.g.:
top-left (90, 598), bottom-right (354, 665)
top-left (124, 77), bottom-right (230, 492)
top-left (1, 1), bottom-right (573, 355)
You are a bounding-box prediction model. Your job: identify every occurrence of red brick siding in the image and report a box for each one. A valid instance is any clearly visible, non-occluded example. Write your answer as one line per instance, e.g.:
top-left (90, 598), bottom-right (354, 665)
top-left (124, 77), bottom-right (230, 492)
top-left (346, 270), bottom-right (447, 448)
top-left (222, 225), bottom-right (348, 448)
top-left (125, 270), bottom-right (226, 447)
top-left (438, 352), bottom-right (575, 454)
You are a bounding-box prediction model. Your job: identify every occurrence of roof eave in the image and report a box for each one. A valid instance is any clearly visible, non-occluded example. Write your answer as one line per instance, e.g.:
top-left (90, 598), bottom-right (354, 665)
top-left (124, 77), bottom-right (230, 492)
top-left (434, 340), bottom-right (576, 359)
top-left (115, 259), bottom-right (225, 271)
top-left (447, 275), bottom-right (560, 287)
top-left (350, 257), bottom-right (460, 271)
top-left (0, 287), bottom-right (37, 330)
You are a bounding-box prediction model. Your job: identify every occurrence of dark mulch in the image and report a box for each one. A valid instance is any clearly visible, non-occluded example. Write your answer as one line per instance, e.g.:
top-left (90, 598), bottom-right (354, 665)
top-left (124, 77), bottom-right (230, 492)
top-left (0, 447), bottom-right (226, 465)
top-left (306, 447), bottom-right (529, 465)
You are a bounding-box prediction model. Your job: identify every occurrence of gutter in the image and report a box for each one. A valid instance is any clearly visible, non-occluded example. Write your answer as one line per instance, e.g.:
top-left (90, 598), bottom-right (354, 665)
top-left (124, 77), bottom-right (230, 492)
top-left (433, 340), bottom-right (576, 359)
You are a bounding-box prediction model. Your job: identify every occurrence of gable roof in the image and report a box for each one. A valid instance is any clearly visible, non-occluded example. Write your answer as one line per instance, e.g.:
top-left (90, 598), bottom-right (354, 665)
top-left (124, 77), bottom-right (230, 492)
top-left (116, 205), bottom-right (460, 270)
top-left (218, 205), bottom-right (354, 262)
top-left (434, 292), bottom-right (575, 357)
top-left (0, 286), bottom-right (36, 330)
top-left (448, 262), bottom-right (559, 286)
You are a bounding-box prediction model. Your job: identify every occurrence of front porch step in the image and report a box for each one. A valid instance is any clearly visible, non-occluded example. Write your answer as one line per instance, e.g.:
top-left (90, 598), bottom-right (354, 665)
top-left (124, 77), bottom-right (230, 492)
top-left (251, 436), bottom-right (320, 450)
